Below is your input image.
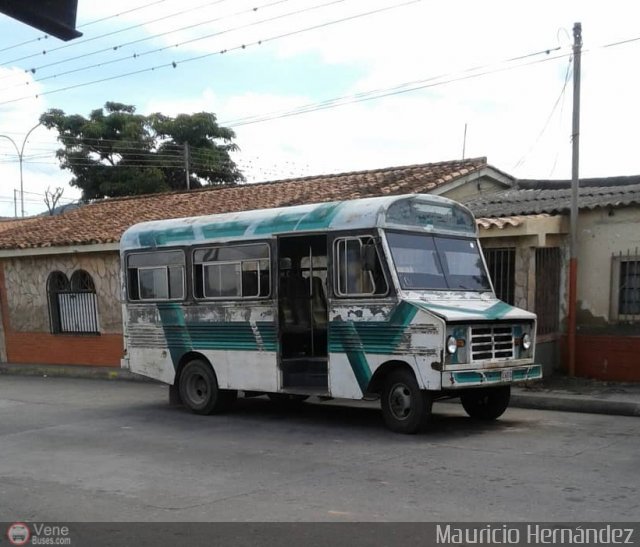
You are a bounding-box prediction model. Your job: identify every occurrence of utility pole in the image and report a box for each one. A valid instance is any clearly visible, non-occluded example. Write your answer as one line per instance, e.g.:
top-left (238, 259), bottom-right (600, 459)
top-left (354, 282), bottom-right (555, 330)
top-left (462, 123), bottom-right (468, 160)
top-left (184, 142), bottom-right (191, 190)
top-left (13, 189), bottom-right (17, 217)
top-left (568, 22), bottom-right (582, 377)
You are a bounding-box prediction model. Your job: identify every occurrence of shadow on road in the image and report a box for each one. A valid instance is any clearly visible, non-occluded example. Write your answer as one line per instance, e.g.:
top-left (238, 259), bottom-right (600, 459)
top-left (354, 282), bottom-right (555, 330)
top-left (128, 395), bottom-right (530, 442)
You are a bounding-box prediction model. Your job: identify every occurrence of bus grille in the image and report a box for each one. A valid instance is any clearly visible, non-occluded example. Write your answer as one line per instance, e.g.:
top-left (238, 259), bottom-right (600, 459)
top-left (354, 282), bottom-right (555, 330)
top-left (470, 325), bottom-right (514, 361)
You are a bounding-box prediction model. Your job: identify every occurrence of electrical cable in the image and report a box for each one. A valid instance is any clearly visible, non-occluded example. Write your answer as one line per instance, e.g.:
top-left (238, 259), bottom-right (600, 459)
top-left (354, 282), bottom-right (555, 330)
top-left (1, 0), bottom-right (293, 88)
top-left (0, 0), bottom-right (232, 68)
top-left (0, 0), bottom-right (419, 106)
top-left (0, 0), bottom-right (171, 56)
top-left (512, 55), bottom-right (573, 170)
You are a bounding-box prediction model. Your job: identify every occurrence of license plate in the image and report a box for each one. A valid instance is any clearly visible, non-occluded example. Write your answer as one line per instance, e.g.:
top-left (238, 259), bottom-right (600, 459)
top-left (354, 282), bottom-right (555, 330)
top-left (501, 369), bottom-right (513, 382)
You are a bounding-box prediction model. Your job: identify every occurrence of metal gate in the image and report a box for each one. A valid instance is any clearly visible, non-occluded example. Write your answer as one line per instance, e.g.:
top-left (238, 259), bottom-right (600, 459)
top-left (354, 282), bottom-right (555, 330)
top-left (535, 247), bottom-right (561, 336)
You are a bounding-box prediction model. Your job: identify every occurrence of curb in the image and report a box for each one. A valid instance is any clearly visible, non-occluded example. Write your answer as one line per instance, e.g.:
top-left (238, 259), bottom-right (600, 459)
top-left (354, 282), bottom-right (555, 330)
top-left (510, 392), bottom-right (640, 418)
top-left (1, 364), bottom-right (638, 418)
top-left (0, 363), bottom-right (151, 382)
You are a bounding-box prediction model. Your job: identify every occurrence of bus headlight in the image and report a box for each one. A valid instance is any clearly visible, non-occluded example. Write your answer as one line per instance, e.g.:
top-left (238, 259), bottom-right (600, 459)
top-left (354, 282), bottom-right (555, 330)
top-left (446, 335), bottom-right (458, 354)
top-left (521, 333), bottom-right (532, 350)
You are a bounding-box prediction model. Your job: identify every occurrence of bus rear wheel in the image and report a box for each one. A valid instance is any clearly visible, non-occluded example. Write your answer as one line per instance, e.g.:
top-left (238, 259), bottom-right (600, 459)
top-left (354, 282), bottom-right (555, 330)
top-left (179, 359), bottom-right (237, 415)
top-left (381, 369), bottom-right (432, 434)
top-left (460, 386), bottom-right (510, 420)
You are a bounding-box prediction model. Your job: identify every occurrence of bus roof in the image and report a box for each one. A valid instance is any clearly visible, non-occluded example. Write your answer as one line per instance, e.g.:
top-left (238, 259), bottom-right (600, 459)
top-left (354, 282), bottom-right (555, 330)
top-left (120, 193), bottom-right (477, 252)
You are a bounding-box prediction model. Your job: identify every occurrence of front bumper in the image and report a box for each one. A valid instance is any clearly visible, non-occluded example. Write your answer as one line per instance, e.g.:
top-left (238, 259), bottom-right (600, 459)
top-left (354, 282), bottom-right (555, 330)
top-left (441, 364), bottom-right (542, 389)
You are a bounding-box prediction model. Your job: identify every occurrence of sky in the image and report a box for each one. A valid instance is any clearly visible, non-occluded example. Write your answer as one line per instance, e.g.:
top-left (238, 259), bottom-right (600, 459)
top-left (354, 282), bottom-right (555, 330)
top-left (0, 0), bottom-right (639, 216)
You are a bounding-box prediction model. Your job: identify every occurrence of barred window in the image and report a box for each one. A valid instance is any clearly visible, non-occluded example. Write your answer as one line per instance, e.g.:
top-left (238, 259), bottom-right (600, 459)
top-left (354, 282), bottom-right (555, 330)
top-left (48, 270), bottom-right (99, 334)
top-left (483, 248), bottom-right (515, 305)
top-left (619, 260), bottom-right (640, 315)
top-left (611, 252), bottom-right (640, 322)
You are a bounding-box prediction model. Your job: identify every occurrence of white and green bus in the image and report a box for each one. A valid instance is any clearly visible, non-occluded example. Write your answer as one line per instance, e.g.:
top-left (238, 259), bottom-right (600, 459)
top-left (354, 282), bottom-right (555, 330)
top-left (120, 193), bottom-right (541, 433)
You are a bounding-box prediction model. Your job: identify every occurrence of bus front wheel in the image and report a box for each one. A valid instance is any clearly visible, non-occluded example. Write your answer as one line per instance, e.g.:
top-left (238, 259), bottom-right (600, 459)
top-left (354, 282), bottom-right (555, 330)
top-left (460, 386), bottom-right (510, 420)
top-left (381, 369), bottom-right (432, 434)
top-left (179, 359), bottom-right (237, 415)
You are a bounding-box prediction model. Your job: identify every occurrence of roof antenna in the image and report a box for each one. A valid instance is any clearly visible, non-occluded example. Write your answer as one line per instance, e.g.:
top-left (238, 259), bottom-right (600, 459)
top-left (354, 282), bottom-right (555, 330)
top-left (462, 122), bottom-right (468, 160)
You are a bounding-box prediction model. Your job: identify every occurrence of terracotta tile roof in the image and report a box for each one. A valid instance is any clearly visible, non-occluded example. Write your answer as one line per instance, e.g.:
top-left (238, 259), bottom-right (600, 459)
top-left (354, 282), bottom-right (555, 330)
top-left (0, 217), bottom-right (42, 233)
top-left (0, 157), bottom-right (488, 250)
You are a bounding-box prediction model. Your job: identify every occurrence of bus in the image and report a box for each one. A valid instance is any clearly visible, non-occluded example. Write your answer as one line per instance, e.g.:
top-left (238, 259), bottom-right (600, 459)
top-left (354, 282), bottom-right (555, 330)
top-left (120, 193), bottom-right (541, 433)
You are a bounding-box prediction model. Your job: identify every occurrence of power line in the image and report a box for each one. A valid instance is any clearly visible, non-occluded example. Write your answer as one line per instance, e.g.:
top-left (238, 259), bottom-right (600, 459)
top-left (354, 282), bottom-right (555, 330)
top-left (0, 0), bottom-right (420, 107)
top-left (0, 0), bottom-right (171, 57)
top-left (222, 51), bottom-right (571, 128)
top-left (218, 33), bottom-right (640, 129)
top-left (512, 55), bottom-right (573, 170)
top-left (0, 0), bottom-right (333, 93)
top-left (79, 0), bottom-right (172, 29)
top-left (0, 0), bottom-right (232, 68)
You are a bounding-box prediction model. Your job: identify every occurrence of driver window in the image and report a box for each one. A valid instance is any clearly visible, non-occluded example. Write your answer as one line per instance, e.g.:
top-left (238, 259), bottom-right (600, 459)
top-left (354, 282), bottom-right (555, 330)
top-left (334, 236), bottom-right (388, 297)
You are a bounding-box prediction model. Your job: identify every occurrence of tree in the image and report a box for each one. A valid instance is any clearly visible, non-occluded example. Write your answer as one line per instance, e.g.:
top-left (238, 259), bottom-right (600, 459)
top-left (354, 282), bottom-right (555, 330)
top-left (40, 102), bottom-right (243, 200)
top-left (44, 186), bottom-right (65, 215)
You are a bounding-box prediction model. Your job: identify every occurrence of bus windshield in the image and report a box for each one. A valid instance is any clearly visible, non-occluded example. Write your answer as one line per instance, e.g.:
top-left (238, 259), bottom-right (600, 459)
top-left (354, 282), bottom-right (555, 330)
top-left (385, 231), bottom-right (491, 292)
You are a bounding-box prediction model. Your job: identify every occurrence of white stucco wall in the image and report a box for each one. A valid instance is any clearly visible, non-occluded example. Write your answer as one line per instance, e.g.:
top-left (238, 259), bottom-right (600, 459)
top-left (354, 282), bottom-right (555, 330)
top-left (576, 205), bottom-right (640, 323)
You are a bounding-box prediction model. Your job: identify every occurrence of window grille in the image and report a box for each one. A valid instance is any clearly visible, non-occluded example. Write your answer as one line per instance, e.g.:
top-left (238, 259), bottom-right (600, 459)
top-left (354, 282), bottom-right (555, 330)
top-left (484, 248), bottom-right (515, 304)
top-left (612, 249), bottom-right (640, 322)
top-left (48, 270), bottom-right (99, 334)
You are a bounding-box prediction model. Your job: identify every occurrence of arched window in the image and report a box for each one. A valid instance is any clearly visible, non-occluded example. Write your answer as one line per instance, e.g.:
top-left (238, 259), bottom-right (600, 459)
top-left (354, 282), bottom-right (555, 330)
top-left (47, 272), bottom-right (70, 334)
top-left (48, 270), bottom-right (99, 334)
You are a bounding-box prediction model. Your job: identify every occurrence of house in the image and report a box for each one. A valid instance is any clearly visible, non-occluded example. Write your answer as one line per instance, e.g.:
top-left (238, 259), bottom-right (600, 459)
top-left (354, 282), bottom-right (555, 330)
top-left (0, 158), bottom-right (636, 381)
top-left (0, 157), bottom-right (514, 369)
top-left (464, 176), bottom-right (640, 381)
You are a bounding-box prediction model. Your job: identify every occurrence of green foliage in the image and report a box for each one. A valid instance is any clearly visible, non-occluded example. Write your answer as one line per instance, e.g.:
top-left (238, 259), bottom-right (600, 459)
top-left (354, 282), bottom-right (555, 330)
top-left (40, 102), bottom-right (243, 200)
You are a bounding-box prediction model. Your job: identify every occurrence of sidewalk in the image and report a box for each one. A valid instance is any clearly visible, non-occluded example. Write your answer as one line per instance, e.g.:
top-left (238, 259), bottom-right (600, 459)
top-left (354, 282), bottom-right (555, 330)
top-left (1, 363), bottom-right (639, 417)
top-left (511, 376), bottom-right (640, 417)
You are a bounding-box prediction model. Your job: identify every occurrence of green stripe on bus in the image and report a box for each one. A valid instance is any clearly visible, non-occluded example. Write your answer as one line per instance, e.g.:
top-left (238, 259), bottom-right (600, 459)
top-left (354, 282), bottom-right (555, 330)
top-left (157, 303), bottom-right (192, 368)
top-left (156, 305), bottom-right (277, 360)
top-left (201, 219), bottom-right (253, 238)
top-left (138, 226), bottom-right (195, 247)
top-left (328, 301), bottom-right (418, 355)
top-left (415, 300), bottom-right (516, 320)
top-left (254, 201), bottom-right (343, 234)
top-left (328, 301), bottom-right (419, 392)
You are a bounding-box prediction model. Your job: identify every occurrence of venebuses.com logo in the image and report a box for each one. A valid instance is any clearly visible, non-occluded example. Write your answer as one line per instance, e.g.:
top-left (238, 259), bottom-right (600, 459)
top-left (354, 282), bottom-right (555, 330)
top-left (6, 522), bottom-right (31, 546)
top-left (6, 522), bottom-right (72, 545)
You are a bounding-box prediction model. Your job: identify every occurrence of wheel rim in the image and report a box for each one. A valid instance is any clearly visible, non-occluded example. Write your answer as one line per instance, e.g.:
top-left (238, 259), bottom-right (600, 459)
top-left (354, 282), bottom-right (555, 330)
top-left (185, 371), bottom-right (209, 406)
top-left (388, 382), bottom-right (412, 420)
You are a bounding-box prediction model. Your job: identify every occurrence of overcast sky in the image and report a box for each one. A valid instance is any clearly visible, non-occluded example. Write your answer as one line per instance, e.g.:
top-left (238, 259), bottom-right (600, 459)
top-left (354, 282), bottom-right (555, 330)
top-left (0, 0), bottom-right (639, 216)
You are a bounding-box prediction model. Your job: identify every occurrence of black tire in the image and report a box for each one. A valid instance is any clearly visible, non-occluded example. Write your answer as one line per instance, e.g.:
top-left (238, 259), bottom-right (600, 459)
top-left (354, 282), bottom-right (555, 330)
top-left (178, 359), bottom-right (237, 415)
top-left (381, 369), bottom-right (432, 434)
top-left (460, 386), bottom-right (510, 420)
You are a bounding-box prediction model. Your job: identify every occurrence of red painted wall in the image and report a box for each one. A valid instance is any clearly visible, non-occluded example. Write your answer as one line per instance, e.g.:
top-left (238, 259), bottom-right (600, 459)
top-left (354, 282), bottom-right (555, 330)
top-left (0, 264), bottom-right (122, 367)
top-left (568, 334), bottom-right (640, 382)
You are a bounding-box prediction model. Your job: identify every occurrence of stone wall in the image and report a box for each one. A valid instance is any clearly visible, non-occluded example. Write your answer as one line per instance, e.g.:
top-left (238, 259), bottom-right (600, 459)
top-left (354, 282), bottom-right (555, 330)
top-left (3, 251), bottom-right (122, 334)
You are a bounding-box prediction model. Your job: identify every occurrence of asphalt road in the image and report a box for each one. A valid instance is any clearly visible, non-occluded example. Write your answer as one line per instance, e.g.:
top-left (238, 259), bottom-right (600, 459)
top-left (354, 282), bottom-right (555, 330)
top-left (0, 376), bottom-right (638, 522)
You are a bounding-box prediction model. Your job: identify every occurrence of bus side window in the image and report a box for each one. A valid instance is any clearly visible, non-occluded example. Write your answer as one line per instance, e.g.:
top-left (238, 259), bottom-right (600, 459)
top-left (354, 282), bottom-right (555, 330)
top-left (127, 250), bottom-right (185, 301)
top-left (193, 244), bottom-right (271, 300)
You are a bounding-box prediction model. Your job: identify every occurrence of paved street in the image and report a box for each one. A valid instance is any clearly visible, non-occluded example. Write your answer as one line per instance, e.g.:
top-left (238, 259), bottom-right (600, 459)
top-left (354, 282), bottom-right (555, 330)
top-left (0, 376), bottom-right (638, 522)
